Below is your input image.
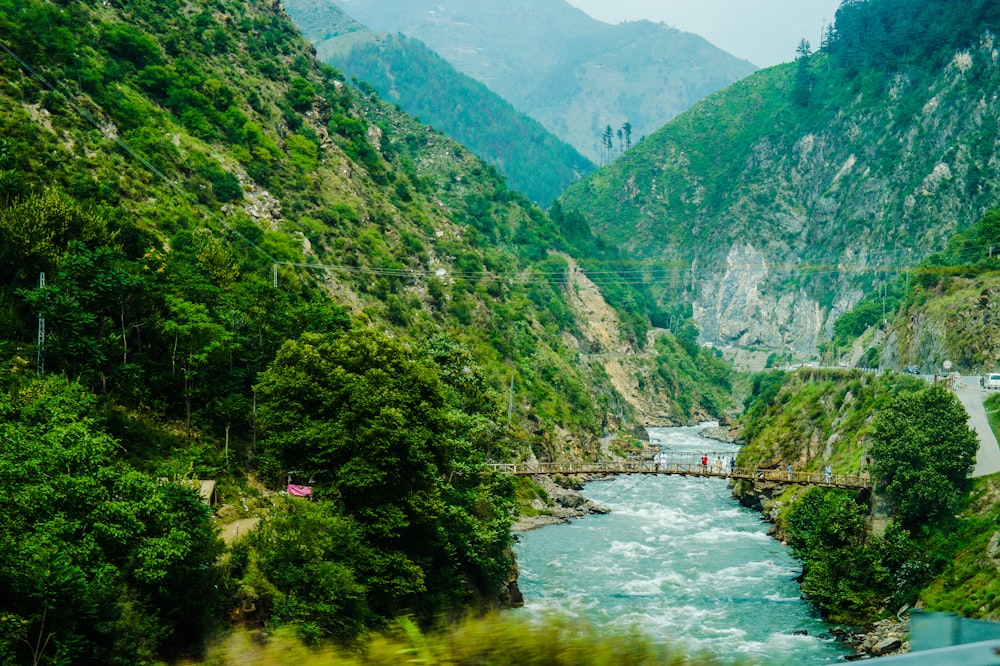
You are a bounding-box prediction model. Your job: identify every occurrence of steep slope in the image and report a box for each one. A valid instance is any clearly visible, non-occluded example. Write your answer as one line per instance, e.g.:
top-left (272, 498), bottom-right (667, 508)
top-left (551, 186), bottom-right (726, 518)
top-left (879, 209), bottom-right (1000, 373)
top-left (0, 0), bottom-right (611, 457)
top-left (560, 1), bottom-right (1000, 354)
top-left (283, 0), bottom-right (594, 206)
top-left (322, 0), bottom-right (757, 162)
top-left (0, 0), bottom-right (736, 459)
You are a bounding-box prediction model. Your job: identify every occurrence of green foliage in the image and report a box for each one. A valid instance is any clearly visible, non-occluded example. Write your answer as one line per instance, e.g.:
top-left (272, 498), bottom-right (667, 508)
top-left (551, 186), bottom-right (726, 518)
top-left (786, 489), bottom-right (929, 623)
top-left (651, 333), bottom-right (732, 420)
top-left (0, 191), bottom-right (118, 285)
top-left (827, 0), bottom-right (1000, 77)
top-left (255, 329), bottom-right (516, 635)
top-left (918, 476), bottom-right (1000, 618)
top-left (190, 613), bottom-right (718, 666)
top-left (0, 376), bottom-right (222, 664)
top-left (870, 382), bottom-right (978, 528)
top-left (247, 500), bottom-right (369, 641)
top-left (287, 77), bottom-right (316, 112)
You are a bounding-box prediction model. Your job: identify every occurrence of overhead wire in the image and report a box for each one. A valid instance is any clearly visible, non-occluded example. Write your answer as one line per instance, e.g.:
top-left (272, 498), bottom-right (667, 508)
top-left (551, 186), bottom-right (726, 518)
top-left (4, 42), bottom-right (994, 294)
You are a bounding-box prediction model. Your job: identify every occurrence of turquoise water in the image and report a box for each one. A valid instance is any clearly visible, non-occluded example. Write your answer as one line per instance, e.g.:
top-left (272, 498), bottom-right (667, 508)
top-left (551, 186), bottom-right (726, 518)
top-left (512, 426), bottom-right (850, 664)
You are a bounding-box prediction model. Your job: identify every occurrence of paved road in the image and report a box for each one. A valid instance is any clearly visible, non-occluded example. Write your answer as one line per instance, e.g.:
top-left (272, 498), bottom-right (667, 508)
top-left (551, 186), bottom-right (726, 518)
top-left (956, 377), bottom-right (1000, 477)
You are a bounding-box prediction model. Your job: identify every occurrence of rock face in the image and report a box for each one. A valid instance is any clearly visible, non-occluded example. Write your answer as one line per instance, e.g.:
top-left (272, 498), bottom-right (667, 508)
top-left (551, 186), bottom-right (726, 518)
top-left (694, 244), bottom-right (827, 353)
top-left (699, 423), bottom-right (738, 444)
top-left (562, 36), bottom-right (1000, 356)
top-left (849, 618), bottom-right (909, 658)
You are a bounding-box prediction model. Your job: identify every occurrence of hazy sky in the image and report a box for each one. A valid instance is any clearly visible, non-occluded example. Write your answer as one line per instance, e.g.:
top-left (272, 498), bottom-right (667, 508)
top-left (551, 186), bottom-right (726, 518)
top-left (564, 0), bottom-right (843, 68)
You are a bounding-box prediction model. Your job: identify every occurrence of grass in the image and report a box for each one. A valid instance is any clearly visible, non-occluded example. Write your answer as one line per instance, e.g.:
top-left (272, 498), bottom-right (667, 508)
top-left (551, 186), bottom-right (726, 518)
top-left (179, 614), bottom-right (740, 666)
top-left (984, 394), bottom-right (1000, 444)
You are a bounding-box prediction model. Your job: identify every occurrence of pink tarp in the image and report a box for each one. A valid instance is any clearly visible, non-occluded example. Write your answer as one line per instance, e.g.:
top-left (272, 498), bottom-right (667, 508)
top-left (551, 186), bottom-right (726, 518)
top-left (286, 483), bottom-right (313, 497)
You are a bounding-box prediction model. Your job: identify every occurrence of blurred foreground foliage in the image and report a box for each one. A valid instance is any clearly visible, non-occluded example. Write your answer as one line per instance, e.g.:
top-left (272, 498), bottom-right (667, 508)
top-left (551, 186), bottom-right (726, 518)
top-left (180, 614), bottom-right (734, 666)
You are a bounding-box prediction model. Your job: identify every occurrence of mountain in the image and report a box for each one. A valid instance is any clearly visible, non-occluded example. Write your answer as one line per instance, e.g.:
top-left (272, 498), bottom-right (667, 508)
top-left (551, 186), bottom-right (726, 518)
top-left (319, 0), bottom-right (757, 163)
top-left (559, 0), bottom-right (1000, 355)
top-left (283, 0), bottom-right (595, 206)
top-left (880, 209), bottom-right (1000, 373)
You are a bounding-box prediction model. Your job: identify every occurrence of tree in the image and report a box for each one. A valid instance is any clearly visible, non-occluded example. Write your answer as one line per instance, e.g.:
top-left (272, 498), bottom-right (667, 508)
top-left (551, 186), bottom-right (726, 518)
top-left (793, 39), bottom-right (814, 107)
top-left (0, 376), bottom-right (222, 664)
top-left (255, 329), bottom-right (516, 630)
top-left (870, 383), bottom-right (979, 528)
top-left (248, 499), bottom-right (370, 642)
top-left (785, 487), bottom-right (924, 623)
top-left (601, 125), bottom-right (614, 165)
top-left (622, 122), bottom-right (632, 151)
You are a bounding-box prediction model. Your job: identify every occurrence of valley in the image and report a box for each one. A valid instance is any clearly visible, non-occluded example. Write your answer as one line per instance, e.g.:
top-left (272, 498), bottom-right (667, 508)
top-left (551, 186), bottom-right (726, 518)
top-left (2, 0), bottom-right (1000, 663)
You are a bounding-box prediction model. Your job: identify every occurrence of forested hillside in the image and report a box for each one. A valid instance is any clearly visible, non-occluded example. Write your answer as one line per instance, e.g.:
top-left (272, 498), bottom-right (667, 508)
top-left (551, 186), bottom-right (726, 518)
top-left (284, 0), bottom-right (594, 206)
top-left (0, 0), bottom-right (734, 661)
top-left (319, 0), bottom-right (756, 163)
top-left (560, 0), bottom-right (1000, 356)
top-left (735, 368), bottom-right (980, 624)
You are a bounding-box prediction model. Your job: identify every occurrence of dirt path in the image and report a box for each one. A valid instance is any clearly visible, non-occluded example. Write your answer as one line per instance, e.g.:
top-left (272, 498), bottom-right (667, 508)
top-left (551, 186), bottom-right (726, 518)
top-left (219, 517), bottom-right (260, 544)
top-left (956, 378), bottom-right (1000, 477)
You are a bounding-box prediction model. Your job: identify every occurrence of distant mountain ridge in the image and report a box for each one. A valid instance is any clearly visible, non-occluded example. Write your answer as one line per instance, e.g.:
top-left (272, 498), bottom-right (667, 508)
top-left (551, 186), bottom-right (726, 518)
top-left (284, 0), bottom-right (594, 205)
top-left (321, 0), bottom-right (757, 162)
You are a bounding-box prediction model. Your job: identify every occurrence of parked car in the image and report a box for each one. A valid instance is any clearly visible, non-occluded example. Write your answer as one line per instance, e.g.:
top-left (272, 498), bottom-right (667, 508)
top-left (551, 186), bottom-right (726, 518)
top-left (986, 373), bottom-right (1000, 390)
top-left (903, 365), bottom-right (921, 375)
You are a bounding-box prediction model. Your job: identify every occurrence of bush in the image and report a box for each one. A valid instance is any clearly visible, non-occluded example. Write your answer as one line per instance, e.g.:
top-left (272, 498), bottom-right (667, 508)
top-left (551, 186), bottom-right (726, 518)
top-left (870, 383), bottom-right (978, 528)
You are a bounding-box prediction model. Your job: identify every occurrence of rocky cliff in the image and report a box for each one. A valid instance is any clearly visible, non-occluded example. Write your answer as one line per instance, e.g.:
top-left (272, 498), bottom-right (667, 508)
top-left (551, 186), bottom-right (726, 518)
top-left (561, 33), bottom-right (1000, 355)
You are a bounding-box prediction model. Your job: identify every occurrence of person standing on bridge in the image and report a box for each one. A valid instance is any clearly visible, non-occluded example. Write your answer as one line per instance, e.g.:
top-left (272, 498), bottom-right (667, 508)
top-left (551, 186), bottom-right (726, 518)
top-left (701, 454), bottom-right (708, 473)
top-left (787, 463), bottom-right (794, 481)
top-left (824, 464), bottom-right (832, 483)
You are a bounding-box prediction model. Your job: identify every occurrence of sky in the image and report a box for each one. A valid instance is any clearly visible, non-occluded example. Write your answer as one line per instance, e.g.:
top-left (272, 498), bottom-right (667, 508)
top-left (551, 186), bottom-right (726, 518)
top-left (564, 0), bottom-right (844, 68)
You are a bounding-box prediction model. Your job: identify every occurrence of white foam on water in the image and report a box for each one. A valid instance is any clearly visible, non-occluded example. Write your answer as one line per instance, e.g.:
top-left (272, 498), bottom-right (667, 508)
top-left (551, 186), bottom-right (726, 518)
top-left (608, 540), bottom-right (657, 559)
top-left (512, 426), bottom-right (847, 665)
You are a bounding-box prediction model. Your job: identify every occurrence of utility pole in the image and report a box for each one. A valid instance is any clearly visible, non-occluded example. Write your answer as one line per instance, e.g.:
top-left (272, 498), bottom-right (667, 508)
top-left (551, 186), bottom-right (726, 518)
top-left (507, 375), bottom-right (514, 425)
top-left (36, 272), bottom-right (44, 374)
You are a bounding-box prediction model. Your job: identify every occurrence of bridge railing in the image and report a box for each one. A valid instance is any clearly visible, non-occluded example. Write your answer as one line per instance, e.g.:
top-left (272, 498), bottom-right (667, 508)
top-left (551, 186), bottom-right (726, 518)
top-left (485, 461), bottom-right (871, 489)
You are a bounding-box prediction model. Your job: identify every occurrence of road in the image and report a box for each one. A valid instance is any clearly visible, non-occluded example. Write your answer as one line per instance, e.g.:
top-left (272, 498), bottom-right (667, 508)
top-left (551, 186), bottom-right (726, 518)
top-left (956, 377), bottom-right (1000, 477)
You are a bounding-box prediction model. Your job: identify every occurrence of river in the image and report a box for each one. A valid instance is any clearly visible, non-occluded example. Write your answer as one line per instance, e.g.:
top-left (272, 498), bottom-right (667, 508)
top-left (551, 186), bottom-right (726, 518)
top-left (512, 425), bottom-right (850, 664)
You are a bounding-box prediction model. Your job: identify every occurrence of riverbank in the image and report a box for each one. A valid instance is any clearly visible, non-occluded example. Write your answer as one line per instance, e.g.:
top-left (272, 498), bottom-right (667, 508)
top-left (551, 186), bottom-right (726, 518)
top-left (729, 465), bottom-right (910, 659)
top-left (513, 424), bottom-right (852, 664)
top-left (512, 473), bottom-right (611, 531)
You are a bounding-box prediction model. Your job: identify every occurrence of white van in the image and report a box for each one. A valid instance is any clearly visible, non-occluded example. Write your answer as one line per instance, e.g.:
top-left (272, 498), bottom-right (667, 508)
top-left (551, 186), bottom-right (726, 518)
top-left (986, 374), bottom-right (1000, 390)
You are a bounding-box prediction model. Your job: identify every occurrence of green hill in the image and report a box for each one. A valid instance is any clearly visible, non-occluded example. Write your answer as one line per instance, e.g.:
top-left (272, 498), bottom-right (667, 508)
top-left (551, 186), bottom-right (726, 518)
top-left (559, 0), bottom-right (1000, 356)
top-left (283, 0), bottom-right (595, 206)
top-left (317, 0), bottom-right (757, 163)
top-left (0, 0), bottom-right (736, 661)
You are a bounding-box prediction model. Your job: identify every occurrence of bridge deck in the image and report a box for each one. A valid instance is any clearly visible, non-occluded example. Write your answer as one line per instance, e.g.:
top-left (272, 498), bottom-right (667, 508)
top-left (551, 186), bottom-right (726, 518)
top-left (487, 461), bottom-right (871, 490)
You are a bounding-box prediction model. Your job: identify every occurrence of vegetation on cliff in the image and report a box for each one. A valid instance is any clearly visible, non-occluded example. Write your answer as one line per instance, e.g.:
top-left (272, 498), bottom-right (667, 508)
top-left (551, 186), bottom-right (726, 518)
top-left (558, 0), bottom-right (1000, 352)
top-left (737, 370), bottom-right (978, 623)
top-left (881, 208), bottom-right (1000, 372)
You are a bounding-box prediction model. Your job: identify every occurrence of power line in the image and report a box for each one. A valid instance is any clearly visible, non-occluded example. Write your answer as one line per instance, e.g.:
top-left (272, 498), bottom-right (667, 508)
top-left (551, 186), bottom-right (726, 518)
top-left (5, 42), bottom-right (992, 295)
